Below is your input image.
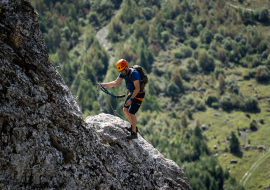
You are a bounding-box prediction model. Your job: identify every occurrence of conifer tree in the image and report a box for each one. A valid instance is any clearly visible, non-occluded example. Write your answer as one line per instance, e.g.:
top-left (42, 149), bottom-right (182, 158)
top-left (218, 73), bottom-right (226, 94)
top-left (58, 42), bottom-right (69, 63)
top-left (166, 82), bottom-right (179, 100)
top-left (194, 125), bottom-right (203, 139)
top-left (210, 72), bottom-right (216, 87)
top-left (229, 131), bottom-right (240, 153)
top-left (196, 119), bottom-right (201, 127)
top-left (181, 114), bottom-right (188, 128)
top-left (148, 25), bottom-right (157, 43)
top-left (174, 15), bottom-right (186, 39)
top-left (171, 69), bottom-right (183, 90)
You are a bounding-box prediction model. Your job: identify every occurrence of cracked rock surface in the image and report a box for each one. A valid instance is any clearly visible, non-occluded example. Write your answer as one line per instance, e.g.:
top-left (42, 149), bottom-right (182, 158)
top-left (0, 0), bottom-right (192, 189)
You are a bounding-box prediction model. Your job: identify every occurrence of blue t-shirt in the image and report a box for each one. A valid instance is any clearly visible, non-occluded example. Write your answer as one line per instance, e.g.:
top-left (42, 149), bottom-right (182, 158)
top-left (119, 68), bottom-right (142, 91)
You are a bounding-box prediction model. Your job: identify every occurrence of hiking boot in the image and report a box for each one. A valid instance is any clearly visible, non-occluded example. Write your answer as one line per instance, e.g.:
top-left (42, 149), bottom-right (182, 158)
top-left (125, 126), bottom-right (138, 132)
top-left (126, 131), bottom-right (138, 140)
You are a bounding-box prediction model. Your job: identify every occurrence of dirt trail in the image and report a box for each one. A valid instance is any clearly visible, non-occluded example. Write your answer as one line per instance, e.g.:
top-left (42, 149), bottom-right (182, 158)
top-left (95, 25), bottom-right (114, 65)
top-left (227, 3), bottom-right (254, 11)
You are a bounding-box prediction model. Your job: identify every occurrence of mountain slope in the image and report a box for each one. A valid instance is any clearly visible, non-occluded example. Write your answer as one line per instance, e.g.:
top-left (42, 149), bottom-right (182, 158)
top-left (0, 1), bottom-right (192, 189)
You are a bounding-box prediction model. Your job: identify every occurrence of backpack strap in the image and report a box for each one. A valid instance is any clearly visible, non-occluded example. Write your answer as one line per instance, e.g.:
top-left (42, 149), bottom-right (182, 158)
top-left (128, 68), bottom-right (144, 91)
top-left (128, 69), bottom-right (134, 83)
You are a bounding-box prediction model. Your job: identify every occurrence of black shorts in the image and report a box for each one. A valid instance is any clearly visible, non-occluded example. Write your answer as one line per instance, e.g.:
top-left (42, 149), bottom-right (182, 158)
top-left (123, 91), bottom-right (145, 114)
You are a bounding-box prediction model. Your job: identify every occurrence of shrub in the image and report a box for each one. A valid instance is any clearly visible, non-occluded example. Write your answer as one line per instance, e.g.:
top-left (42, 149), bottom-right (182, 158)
top-left (107, 17), bottom-right (122, 42)
top-left (254, 8), bottom-right (269, 22)
top-left (120, 0), bottom-right (136, 24)
top-left (255, 65), bottom-right (270, 81)
top-left (214, 33), bottom-right (224, 42)
top-left (173, 50), bottom-right (185, 59)
top-left (162, 31), bottom-right (170, 43)
top-left (210, 40), bottom-right (217, 51)
top-left (220, 95), bottom-right (233, 110)
top-left (249, 120), bottom-right (257, 131)
top-left (234, 33), bottom-right (244, 42)
top-left (143, 7), bottom-right (153, 20)
top-left (198, 50), bottom-right (215, 72)
top-left (242, 70), bottom-right (250, 79)
top-left (229, 49), bottom-right (242, 63)
top-left (185, 10), bottom-right (193, 23)
top-left (240, 38), bottom-right (246, 45)
top-left (201, 28), bottom-right (213, 44)
top-left (226, 75), bottom-right (240, 94)
top-left (198, 19), bottom-right (207, 27)
top-left (222, 37), bottom-right (232, 51)
top-left (257, 40), bottom-right (268, 54)
top-left (195, 99), bottom-right (206, 110)
top-left (186, 95), bottom-right (195, 105)
top-left (61, 26), bottom-right (71, 40)
top-left (193, 49), bottom-right (200, 59)
top-left (134, 20), bottom-right (150, 42)
top-left (239, 54), bottom-right (253, 67)
top-left (216, 48), bottom-right (227, 62)
top-left (212, 102), bottom-right (219, 108)
top-left (243, 96), bottom-right (259, 111)
top-left (186, 58), bottom-right (199, 73)
top-left (205, 94), bottom-right (218, 106)
top-left (173, 46), bottom-right (193, 59)
top-left (189, 21), bottom-right (198, 36)
top-left (179, 67), bottom-right (190, 81)
top-left (197, 24), bottom-right (203, 31)
top-left (181, 46), bottom-right (193, 58)
top-left (245, 112), bottom-right (251, 118)
top-left (78, 18), bottom-right (85, 26)
top-left (208, 49), bottom-right (216, 58)
top-left (87, 12), bottom-right (99, 25)
top-left (189, 40), bottom-right (198, 49)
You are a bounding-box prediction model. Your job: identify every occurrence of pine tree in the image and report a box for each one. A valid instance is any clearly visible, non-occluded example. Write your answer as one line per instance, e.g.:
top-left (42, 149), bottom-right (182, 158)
top-left (148, 25), bottom-right (157, 43)
top-left (181, 114), bottom-right (188, 128)
top-left (210, 72), bottom-right (216, 87)
top-left (196, 119), bottom-right (201, 127)
top-left (194, 125), bottom-right (203, 139)
top-left (58, 42), bottom-right (69, 63)
top-left (218, 73), bottom-right (226, 94)
top-left (171, 69), bottom-right (183, 90)
top-left (189, 21), bottom-right (198, 36)
top-left (174, 15), bottom-right (186, 39)
top-left (166, 82), bottom-right (179, 100)
top-left (229, 131), bottom-right (240, 153)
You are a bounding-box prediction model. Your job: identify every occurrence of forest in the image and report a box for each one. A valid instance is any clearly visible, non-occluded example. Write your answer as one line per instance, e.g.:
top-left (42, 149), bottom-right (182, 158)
top-left (31, 0), bottom-right (270, 189)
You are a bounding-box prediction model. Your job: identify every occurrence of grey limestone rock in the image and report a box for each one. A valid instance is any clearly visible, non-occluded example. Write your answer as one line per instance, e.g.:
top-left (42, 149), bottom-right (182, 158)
top-left (214, 113), bottom-right (222, 117)
top-left (0, 0), bottom-right (192, 189)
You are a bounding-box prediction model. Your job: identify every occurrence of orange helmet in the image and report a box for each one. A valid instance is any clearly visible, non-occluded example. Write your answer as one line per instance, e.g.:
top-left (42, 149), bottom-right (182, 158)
top-left (116, 59), bottom-right (128, 71)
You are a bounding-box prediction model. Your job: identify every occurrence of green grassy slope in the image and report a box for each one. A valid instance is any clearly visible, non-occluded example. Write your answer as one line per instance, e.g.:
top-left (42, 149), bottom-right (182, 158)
top-left (31, 0), bottom-right (270, 189)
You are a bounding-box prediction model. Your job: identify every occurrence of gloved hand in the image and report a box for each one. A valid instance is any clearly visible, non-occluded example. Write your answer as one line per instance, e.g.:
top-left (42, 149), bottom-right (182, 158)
top-left (98, 83), bottom-right (104, 89)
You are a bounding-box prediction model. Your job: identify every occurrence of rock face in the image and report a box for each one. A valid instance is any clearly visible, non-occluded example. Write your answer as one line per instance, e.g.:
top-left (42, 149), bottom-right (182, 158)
top-left (0, 0), bottom-right (192, 189)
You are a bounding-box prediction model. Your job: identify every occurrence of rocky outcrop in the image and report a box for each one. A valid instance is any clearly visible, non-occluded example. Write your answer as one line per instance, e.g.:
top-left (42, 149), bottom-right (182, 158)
top-left (0, 0), bottom-right (192, 189)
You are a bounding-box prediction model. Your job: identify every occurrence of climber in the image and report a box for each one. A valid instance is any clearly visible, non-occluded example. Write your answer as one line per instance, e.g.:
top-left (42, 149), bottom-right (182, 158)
top-left (98, 59), bottom-right (145, 139)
